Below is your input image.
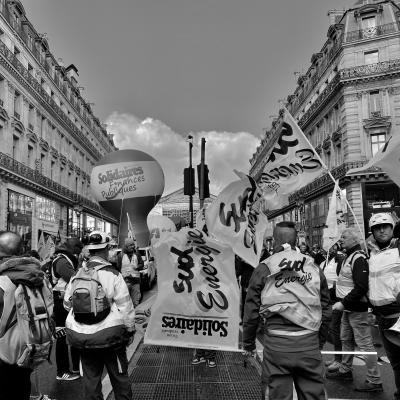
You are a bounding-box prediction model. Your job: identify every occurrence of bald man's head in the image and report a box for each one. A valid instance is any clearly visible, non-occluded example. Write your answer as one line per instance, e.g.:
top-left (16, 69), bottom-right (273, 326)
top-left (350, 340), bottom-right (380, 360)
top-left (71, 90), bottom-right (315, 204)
top-left (273, 221), bottom-right (297, 251)
top-left (0, 231), bottom-right (22, 258)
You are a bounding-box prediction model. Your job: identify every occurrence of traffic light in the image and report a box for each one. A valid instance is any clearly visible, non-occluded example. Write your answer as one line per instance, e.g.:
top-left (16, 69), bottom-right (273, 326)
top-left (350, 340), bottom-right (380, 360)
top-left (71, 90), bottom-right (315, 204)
top-left (183, 167), bottom-right (195, 195)
top-left (197, 164), bottom-right (210, 200)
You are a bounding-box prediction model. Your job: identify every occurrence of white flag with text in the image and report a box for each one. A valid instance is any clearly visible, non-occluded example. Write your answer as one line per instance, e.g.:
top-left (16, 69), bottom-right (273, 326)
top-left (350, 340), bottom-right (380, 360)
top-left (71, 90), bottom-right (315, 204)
top-left (259, 110), bottom-right (325, 208)
top-left (144, 227), bottom-right (239, 351)
top-left (322, 180), bottom-right (346, 252)
top-left (347, 133), bottom-right (400, 188)
top-left (205, 172), bottom-right (268, 268)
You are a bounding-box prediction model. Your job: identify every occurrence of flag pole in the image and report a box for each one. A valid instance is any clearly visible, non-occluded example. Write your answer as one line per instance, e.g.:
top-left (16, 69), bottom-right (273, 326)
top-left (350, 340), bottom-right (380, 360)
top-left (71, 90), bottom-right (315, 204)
top-left (281, 106), bottom-right (367, 248)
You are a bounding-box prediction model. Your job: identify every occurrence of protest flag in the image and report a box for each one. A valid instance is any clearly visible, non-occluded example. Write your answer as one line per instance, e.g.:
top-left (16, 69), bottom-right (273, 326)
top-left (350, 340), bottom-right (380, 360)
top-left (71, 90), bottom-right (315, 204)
top-left (44, 235), bottom-right (56, 259)
top-left (205, 171), bottom-right (268, 267)
top-left (322, 180), bottom-right (346, 252)
top-left (126, 212), bottom-right (135, 240)
top-left (347, 133), bottom-right (400, 188)
top-left (37, 231), bottom-right (46, 260)
top-left (259, 109), bottom-right (325, 208)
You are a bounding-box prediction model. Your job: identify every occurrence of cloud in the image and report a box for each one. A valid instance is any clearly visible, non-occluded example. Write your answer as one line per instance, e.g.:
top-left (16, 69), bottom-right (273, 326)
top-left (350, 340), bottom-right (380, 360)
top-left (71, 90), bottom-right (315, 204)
top-left (105, 112), bottom-right (260, 196)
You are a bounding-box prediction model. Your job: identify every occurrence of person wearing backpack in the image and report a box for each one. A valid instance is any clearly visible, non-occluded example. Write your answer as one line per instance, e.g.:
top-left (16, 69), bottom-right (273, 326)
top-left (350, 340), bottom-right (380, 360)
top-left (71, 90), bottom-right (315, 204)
top-left (0, 231), bottom-right (54, 400)
top-left (63, 231), bottom-right (135, 400)
top-left (327, 227), bottom-right (382, 392)
top-left (52, 237), bottom-right (83, 381)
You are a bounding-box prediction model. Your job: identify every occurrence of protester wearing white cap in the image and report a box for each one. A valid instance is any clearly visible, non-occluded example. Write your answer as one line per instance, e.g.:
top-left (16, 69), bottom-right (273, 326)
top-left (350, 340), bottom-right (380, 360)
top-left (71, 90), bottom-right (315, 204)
top-left (368, 213), bottom-right (400, 400)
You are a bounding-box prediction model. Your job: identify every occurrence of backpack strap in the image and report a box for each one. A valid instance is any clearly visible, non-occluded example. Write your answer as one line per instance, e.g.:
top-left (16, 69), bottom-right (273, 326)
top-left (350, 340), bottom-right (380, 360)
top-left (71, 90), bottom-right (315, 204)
top-left (21, 285), bottom-right (37, 336)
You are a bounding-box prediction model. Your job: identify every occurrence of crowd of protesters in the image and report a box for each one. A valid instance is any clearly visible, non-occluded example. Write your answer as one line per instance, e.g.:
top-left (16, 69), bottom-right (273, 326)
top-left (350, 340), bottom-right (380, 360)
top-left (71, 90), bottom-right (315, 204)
top-left (242, 212), bottom-right (400, 399)
top-left (2, 211), bottom-right (400, 400)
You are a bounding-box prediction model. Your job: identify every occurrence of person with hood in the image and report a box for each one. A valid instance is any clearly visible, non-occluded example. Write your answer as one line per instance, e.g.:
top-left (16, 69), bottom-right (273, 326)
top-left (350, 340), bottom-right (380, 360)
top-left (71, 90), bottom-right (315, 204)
top-left (0, 231), bottom-right (48, 400)
top-left (63, 231), bottom-right (135, 400)
top-left (52, 237), bottom-right (83, 381)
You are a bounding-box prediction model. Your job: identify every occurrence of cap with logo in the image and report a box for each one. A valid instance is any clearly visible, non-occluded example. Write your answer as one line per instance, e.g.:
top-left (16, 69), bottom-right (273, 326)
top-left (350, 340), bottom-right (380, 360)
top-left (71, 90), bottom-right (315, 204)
top-left (86, 231), bottom-right (111, 250)
top-left (369, 213), bottom-right (395, 229)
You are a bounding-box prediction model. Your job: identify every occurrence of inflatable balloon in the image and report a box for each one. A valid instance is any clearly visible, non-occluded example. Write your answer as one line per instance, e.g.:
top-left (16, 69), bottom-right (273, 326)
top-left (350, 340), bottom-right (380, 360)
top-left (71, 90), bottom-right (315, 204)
top-left (90, 149), bottom-right (164, 247)
top-left (147, 214), bottom-right (176, 241)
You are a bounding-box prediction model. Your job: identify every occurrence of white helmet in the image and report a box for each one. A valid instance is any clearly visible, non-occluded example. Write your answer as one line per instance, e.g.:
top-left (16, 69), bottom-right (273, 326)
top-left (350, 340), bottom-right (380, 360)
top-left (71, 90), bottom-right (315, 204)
top-left (369, 213), bottom-right (395, 229)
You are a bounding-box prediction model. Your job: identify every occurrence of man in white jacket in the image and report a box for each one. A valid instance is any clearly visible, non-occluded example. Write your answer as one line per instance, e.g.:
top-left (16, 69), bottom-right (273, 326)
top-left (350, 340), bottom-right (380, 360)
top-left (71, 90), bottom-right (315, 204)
top-left (64, 231), bottom-right (135, 400)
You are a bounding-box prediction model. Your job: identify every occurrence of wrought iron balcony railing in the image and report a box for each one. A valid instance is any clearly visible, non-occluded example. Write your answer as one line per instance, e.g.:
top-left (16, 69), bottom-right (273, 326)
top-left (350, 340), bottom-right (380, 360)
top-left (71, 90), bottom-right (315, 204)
top-left (340, 58), bottom-right (400, 80)
top-left (0, 151), bottom-right (114, 221)
top-left (345, 22), bottom-right (400, 43)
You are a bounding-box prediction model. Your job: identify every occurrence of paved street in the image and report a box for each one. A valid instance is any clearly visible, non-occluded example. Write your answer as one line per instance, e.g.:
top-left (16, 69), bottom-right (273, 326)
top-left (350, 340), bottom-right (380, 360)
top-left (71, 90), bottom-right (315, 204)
top-left (34, 285), bottom-right (398, 400)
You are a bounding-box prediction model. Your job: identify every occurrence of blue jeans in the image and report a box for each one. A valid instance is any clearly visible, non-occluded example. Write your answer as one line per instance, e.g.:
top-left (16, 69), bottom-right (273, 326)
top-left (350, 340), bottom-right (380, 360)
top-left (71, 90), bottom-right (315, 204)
top-left (340, 311), bottom-right (381, 384)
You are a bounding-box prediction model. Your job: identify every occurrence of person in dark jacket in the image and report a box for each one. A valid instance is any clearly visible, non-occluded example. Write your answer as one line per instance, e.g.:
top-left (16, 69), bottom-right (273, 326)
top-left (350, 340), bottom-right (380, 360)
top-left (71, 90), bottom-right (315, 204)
top-left (0, 231), bottom-right (45, 400)
top-left (52, 238), bottom-right (83, 381)
top-left (327, 227), bottom-right (382, 392)
top-left (243, 221), bottom-right (331, 400)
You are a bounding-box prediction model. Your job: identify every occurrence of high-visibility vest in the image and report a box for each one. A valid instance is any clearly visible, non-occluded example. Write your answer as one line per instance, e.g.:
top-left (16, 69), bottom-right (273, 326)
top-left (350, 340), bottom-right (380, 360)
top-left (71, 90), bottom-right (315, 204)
top-left (336, 250), bottom-right (367, 301)
top-left (369, 246), bottom-right (400, 307)
top-left (121, 253), bottom-right (140, 278)
top-left (261, 248), bottom-right (322, 333)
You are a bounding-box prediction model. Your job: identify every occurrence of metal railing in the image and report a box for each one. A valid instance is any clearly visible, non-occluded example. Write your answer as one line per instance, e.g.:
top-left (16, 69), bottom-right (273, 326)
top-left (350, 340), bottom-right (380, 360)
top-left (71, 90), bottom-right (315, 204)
top-left (345, 22), bottom-right (400, 43)
top-left (340, 58), bottom-right (400, 80)
top-left (0, 151), bottom-right (113, 220)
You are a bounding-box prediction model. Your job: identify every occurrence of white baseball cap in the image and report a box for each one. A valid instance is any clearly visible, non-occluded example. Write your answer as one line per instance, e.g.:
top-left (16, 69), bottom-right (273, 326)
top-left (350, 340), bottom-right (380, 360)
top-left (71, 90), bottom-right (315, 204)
top-left (86, 231), bottom-right (111, 250)
top-left (369, 213), bottom-right (395, 229)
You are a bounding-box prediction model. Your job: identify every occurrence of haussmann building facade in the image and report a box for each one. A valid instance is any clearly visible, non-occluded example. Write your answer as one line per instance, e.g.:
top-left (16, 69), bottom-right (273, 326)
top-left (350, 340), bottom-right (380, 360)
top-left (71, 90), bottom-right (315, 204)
top-left (250, 0), bottom-right (400, 246)
top-left (0, 0), bottom-right (118, 253)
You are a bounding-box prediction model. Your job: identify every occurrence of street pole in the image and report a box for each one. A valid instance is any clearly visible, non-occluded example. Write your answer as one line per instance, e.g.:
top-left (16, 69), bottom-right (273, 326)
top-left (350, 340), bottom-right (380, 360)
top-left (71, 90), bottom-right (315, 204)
top-left (188, 137), bottom-right (194, 228)
top-left (199, 138), bottom-right (206, 209)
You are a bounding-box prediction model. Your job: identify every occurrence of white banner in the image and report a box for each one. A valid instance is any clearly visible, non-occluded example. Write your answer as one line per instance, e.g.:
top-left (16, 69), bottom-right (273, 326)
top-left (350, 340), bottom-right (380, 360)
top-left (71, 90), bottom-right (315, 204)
top-left (322, 180), bottom-right (346, 252)
top-left (144, 228), bottom-right (240, 351)
top-left (347, 133), bottom-right (400, 188)
top-left (205, 172), bottom-right (268, 268)
top-left (259, 110), bottom-right (325, 208)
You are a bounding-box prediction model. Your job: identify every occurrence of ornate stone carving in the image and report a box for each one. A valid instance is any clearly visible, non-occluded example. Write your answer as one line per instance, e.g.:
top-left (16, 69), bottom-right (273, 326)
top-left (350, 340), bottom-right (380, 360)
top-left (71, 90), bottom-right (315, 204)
top-left (363, 116), bottom-right (391, 130)
top-left (50, 146), bottom-right (59, 158)
top-left (39, 138), bottom-right (49, 151)
top-left (331, 128), bottom-right (342, 143)
top-left (11, 117), bottom-right (25, 133)
top-left (59, 154), bottom-right (67, 165)
top-left (26, 130), bottom-right (38, 143)
top-left (323, 136), bottom-right (331, 151)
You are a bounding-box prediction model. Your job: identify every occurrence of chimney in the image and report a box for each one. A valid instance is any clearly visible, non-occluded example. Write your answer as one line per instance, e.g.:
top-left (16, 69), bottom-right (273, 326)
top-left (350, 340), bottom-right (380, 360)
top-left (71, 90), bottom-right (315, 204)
top-left (327, 9), bottom-right (344, 25)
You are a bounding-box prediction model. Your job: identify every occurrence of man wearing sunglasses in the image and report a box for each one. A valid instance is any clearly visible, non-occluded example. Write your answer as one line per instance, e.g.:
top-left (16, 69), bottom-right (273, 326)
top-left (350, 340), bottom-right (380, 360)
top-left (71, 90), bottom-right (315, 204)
top-left (63, 231), bottom-right (135, 400)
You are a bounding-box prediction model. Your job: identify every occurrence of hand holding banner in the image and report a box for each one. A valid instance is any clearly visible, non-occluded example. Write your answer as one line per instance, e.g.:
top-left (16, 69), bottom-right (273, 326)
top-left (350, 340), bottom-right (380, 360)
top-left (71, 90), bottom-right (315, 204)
top-left (205, 172), bottom-right (268, 268)
top-left (144, 227), bottom-right (239, 351)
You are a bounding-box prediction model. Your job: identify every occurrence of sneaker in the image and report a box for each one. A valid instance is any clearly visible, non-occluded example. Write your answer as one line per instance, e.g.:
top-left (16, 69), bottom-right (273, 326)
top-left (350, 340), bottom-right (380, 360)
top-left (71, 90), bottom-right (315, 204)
top-left (56, 372), bottom-right (80, 381)
top-left (324, 359), bottom-right (334, 367)
top-left (207, 359), bottom-right (217, 368)
top-left (327, 361), bottom-right (342, 372)
top-left (355, 381), bottom-right (383, 392)
top-left (191, 356), bottom-right (206, 365)
top-left (326, 370), bottom-right (353, 381)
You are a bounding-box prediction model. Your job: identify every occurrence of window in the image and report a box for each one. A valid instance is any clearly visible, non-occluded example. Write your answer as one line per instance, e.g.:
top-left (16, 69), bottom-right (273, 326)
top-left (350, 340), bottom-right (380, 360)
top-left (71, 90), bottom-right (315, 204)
top-left (369, 90), bottom-right (382, 116)
top-left (40, 153), bottom-right (45, 173)
top-left (60, 166), bottom-right (64, 185)
top-left (27, 145), bottom-right (33, 168)
top-left (0, 75), bottom-right (4, 106)
top-left (365, 50), bottom-right (379, 65)
top-left (12, 135), bottom-right (19, 159)
top-left (14, 91), bottom-right (21, 118)
top-left (13, 46), bottom-right (20, 57)
top-left (371, 133), bottom-right (386, 156)
top-left (50, 160), bottom-right (55, 180)
top-left (362, 16), bottom-right (377, 38)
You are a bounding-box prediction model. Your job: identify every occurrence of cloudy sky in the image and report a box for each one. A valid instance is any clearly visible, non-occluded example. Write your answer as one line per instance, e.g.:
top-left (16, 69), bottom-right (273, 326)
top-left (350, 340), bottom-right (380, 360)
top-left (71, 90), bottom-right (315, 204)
top-left (23, 0), bottom-right (355, 195)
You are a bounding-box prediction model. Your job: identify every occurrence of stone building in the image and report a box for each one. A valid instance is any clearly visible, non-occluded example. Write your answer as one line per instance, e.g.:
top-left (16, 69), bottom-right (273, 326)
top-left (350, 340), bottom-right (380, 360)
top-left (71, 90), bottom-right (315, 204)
top-left (158, 187), bottom-right (216, 227)
top-left (0, 0), bottom-right (118, 252)
top-left (250, 0), bottom-right (400, 245)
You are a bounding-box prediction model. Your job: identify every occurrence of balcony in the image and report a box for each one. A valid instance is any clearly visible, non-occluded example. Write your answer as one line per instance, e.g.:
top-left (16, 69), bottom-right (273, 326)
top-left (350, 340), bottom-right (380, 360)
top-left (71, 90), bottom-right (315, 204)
top-left (0, 39), bottom-right (103, 160)
top-left (345, 22), bottom-right (400, 43)
top-left (0, 151), bottom-right (116, 222)
top-left (340, 59), bottom-right (400, 80)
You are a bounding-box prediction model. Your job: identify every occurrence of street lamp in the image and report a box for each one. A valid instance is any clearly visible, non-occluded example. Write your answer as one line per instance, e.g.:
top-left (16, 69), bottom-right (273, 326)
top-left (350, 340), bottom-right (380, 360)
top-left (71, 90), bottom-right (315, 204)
top-left (73, 203), bottom-right (83, 239)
